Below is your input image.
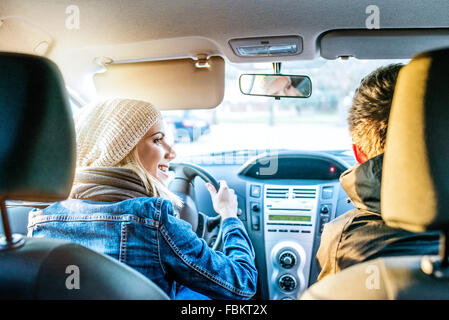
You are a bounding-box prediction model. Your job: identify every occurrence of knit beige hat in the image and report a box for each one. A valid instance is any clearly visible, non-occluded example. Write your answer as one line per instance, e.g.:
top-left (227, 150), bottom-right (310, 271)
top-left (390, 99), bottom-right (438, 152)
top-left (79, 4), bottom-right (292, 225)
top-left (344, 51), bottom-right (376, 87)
top-left (75, 98), bottom-right (163, 168)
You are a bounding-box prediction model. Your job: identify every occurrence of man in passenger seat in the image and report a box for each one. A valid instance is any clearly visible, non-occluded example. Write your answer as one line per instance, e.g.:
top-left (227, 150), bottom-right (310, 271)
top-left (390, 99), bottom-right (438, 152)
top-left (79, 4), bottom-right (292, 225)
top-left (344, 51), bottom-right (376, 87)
top-left (316, 63), bottom-right (440, 281)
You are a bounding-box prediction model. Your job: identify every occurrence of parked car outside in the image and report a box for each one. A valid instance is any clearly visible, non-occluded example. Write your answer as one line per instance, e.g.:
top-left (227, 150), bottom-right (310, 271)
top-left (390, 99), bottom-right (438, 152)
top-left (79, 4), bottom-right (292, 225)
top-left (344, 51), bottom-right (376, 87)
top-left (165, 110), bottom-right (211, 143)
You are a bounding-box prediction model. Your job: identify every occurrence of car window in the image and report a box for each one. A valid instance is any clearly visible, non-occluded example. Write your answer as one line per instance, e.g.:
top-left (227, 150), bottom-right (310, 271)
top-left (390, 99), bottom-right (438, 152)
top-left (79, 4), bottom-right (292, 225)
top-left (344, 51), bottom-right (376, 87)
top-left (163, 58), bottom-right (409, 161)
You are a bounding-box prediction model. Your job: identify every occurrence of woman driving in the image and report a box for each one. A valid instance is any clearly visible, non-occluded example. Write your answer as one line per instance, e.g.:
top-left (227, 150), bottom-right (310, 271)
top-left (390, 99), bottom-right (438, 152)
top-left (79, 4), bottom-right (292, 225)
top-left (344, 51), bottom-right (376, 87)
top-left (27, 98), bottom-right (257, 300)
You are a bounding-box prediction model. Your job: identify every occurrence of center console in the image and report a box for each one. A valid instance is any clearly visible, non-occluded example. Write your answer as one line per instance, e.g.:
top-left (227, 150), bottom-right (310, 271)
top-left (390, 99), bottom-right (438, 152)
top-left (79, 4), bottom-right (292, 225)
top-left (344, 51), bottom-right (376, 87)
top-left (246, 181), bottom-right (343, 299)
top-left (238, 151), bottom-right (353, 299)
top-left (263, 185), bottom-right (318, 299)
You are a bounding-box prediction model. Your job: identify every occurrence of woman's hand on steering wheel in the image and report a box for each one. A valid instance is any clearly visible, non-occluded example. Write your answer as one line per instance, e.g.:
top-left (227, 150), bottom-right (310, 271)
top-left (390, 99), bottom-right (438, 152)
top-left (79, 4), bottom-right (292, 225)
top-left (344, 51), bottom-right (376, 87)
top-left (168, 162), bottom-right (226, 250)
top-left (205, 181), bottom-right (238, 220)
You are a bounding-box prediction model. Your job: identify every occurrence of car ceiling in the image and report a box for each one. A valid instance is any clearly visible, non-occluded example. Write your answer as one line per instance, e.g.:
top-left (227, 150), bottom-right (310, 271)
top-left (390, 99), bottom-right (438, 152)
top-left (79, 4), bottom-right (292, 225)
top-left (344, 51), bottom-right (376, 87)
top-left (2, 0), bottom-right (449, 64)
top-left (2, 0), bottom-right (449, 103)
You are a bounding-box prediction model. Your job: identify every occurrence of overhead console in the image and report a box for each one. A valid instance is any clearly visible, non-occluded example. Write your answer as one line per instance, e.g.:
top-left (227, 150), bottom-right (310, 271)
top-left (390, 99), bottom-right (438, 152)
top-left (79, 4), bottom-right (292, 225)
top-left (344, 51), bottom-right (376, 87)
top-left (238, 151), bottom-right (353, 299)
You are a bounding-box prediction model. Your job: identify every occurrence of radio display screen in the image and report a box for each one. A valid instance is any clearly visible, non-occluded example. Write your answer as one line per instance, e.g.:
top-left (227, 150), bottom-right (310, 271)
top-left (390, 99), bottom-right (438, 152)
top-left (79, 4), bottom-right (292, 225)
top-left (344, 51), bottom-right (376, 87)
top-left (268, 215), bottom-right (311, 222)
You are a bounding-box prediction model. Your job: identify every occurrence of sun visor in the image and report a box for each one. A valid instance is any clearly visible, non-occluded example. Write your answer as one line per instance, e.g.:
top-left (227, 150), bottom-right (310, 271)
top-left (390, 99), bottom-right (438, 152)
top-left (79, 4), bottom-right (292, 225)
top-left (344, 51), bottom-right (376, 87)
top-left (93, 56), bottom-right (225, 110)
top-left (320, 29), bottom-right (449, 60)
top-left (0, 17), bottom-right (53, 56)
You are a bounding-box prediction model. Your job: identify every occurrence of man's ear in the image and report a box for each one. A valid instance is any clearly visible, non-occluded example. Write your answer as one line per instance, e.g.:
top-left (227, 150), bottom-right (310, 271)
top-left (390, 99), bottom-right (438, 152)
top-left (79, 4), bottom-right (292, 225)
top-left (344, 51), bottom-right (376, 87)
top-left (352, 144), bottom-right (369, 164)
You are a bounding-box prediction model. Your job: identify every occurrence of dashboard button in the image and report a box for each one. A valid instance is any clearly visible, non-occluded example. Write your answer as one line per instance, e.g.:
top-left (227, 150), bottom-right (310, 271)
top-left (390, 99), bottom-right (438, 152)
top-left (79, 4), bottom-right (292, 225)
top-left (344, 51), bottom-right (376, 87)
top-left (250, 185), bottom-right (261, 198)
top-left (319, 216), bottom-right (330, 233)
top-left (320, 204), bottom-right (331, 214)
top-left (322, 186), bottom-right (334, 199)
top-left (251, 214), bottom-right (260, 231)
top-left (250, 202), bottom-right (261, 230)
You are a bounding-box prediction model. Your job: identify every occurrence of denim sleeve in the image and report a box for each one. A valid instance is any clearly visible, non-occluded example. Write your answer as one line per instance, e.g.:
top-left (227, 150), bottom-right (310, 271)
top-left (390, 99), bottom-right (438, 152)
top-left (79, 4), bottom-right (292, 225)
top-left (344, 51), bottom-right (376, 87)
top-left (157, 202), bottom-right (257, 300)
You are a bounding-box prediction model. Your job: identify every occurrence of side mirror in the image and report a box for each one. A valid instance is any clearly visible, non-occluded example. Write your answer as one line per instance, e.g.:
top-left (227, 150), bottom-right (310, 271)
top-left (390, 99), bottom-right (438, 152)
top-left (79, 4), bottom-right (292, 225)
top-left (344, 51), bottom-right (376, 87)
top-left (239, 74), bottom-right (312, 98)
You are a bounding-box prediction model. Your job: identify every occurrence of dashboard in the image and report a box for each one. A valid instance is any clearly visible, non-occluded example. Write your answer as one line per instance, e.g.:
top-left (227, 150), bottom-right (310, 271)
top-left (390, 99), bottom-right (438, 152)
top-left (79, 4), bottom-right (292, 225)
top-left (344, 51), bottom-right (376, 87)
top-left (188, 149), bottom-right (355, 300)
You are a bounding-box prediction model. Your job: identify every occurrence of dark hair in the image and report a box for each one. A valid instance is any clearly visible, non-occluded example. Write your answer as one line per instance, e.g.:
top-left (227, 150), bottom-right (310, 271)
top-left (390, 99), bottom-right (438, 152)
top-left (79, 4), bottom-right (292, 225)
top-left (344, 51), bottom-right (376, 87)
top-left (348, 63), bottom-right (404, 158)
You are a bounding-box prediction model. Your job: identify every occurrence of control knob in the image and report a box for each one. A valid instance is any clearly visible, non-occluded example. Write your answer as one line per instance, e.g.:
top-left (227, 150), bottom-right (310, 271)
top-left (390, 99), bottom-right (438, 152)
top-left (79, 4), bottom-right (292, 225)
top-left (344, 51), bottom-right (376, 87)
top-left (279, 275), bottom-right (297, 292)
top-left (279, 251), bottom-right (297, 269)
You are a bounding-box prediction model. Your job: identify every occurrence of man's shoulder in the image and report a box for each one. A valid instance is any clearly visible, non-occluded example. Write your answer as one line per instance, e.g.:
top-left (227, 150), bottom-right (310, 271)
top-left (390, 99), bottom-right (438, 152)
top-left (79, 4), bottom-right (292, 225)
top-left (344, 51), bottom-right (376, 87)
top-left (326, 209), bottom-right (381, 232)
top-left (320, 209), bottom-right (383, 255)
top-left (317, 209), bottom-right (384, 280)
top-left (328, 210), bottom-right (358, 227)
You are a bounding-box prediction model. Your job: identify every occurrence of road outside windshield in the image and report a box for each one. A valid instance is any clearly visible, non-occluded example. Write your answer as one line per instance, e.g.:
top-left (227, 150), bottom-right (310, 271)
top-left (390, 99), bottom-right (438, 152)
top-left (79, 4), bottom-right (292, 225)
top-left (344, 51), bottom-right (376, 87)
top-left (162, 58), bottom-right (408, 161)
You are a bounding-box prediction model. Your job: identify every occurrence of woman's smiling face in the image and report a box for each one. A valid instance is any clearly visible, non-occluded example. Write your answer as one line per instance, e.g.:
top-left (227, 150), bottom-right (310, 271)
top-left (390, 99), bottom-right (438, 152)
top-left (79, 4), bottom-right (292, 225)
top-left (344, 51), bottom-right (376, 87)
top-left (136, 120), bottom-right (176, 186)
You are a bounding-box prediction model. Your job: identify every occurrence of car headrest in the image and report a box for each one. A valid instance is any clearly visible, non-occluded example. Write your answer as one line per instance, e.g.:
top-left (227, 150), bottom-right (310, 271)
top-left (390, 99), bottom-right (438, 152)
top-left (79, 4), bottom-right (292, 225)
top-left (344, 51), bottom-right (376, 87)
top-left (382, 48), bottom-right (449, 233)
top-left (0, 52), bottom-right (75, 202)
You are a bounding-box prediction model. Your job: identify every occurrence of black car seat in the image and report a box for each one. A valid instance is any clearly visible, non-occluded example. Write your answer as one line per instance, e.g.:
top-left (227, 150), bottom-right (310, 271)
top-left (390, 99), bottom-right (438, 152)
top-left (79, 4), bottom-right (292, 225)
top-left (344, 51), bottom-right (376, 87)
top-left (0, 207), bottom-right (31, 235)
top-left (301, 48), bottom-right (449, 300)
top-left (0, 52), bottom-right (169, 299)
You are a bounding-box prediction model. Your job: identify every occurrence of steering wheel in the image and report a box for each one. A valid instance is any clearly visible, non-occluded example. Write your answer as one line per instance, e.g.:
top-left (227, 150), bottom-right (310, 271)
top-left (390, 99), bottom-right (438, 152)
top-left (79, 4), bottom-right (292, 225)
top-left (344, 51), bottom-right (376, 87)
top-left (168, 162), bottom-right (223, 251)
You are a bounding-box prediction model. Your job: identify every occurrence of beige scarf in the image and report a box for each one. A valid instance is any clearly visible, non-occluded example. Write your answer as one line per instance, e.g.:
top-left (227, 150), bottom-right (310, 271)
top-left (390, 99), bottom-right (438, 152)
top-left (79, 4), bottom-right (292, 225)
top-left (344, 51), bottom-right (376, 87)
top-left (70, 167), bottom-right (154, 202)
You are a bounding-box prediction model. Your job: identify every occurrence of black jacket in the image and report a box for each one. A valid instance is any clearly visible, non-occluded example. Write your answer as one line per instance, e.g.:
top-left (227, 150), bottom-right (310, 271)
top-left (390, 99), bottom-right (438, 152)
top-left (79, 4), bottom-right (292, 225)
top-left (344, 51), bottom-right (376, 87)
top-left (316, 154), bottom-right (440, 281)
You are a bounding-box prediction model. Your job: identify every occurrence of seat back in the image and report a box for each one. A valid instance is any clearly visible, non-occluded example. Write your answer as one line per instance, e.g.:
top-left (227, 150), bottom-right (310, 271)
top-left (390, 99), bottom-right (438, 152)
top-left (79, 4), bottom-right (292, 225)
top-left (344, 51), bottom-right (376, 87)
top-left (0, 52), bottom-right (169, 299)
top-left (301, 48), bottom-right (449, 300)
top-left (0, 53), bottom-right (75, 201)
top-left (301, 255), bottom-right (449, 300)
top-left (0, 238), bottom-right (169, 299)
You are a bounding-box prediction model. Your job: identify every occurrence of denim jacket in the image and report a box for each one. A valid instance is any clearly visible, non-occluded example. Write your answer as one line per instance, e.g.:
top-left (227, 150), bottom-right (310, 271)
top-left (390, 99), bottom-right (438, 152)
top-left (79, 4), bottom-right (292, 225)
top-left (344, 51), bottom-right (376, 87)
top-left (27, 197), bottom-right (257, 300)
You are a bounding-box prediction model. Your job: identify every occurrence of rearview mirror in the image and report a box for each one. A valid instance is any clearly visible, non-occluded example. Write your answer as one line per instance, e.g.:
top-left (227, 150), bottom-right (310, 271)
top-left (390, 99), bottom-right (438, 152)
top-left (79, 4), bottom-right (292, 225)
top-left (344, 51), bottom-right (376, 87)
top-left (239, 74), bottom-right (312, 98)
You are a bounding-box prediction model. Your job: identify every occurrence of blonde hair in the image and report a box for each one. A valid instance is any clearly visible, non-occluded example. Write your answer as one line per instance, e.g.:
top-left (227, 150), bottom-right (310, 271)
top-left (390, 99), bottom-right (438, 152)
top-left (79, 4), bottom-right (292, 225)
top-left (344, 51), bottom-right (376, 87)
top-left (73, 97), bottom-right (182, 208)
top-left (118, 148), bottom-right (183, 209)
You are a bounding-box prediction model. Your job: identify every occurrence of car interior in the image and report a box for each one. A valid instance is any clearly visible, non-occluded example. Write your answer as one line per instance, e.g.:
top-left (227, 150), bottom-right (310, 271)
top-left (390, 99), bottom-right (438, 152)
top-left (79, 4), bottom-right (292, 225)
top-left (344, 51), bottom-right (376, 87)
top-left (0, 0), bottom-right (448, 300)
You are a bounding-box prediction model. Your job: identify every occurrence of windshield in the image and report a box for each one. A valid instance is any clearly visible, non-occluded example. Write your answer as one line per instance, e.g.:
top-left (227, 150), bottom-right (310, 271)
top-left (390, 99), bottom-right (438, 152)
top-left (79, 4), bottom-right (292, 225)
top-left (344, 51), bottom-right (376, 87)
top-left (163, 58), bottom-right (408, 161)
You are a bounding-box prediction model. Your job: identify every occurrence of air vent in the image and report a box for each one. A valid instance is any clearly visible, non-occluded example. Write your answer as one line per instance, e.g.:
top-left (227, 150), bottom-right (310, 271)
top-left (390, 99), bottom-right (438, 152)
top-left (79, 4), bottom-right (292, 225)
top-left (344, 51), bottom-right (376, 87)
top-left (266, 188), bottom-right (289, 199)
top-left (292, 188), bottom-right (316, 199)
